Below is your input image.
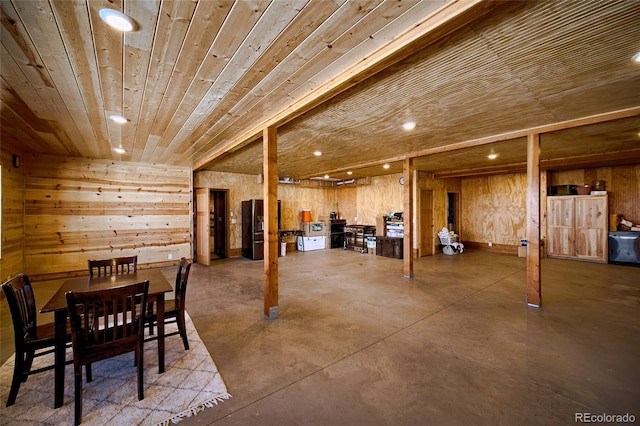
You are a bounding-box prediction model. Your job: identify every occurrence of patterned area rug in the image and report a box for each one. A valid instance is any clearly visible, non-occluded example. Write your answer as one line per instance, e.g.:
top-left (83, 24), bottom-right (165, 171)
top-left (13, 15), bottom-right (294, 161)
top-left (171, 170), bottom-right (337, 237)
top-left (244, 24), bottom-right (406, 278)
top-left (0, 313), bottom-right (231, 425)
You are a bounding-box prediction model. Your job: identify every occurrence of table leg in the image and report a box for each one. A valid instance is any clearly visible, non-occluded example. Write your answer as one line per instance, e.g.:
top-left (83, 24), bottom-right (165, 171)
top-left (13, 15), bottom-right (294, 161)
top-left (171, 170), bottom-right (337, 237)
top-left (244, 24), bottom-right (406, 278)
top-left (156, 294), bottom-right (165, 373)
top-left (53, 310), bottom-right (67, 408)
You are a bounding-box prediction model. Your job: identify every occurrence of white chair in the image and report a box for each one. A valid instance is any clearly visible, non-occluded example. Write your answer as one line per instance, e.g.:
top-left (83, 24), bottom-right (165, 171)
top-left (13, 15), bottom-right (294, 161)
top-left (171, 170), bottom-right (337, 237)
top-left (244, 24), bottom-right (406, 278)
top-left (438, 228), bottom-right (463, 255)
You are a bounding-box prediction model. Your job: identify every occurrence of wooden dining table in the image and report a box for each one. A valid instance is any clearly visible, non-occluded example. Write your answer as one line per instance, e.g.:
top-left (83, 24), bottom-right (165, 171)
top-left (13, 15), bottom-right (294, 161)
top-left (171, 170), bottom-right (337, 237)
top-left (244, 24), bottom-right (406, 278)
top-left (40, 269), bottom-right (174, 408)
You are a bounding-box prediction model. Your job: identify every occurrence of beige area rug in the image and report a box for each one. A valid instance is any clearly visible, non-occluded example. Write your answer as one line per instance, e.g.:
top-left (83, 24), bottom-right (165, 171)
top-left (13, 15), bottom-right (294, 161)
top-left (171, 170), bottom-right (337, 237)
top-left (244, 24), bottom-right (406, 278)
top-left (0, 313), bottom-right (231, 425)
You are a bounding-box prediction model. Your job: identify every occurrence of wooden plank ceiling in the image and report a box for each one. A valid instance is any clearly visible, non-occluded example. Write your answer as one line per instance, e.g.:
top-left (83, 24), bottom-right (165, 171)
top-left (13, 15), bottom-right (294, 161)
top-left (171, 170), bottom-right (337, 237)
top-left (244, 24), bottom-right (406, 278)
top-left (2, 0), bottom-right (639, 181)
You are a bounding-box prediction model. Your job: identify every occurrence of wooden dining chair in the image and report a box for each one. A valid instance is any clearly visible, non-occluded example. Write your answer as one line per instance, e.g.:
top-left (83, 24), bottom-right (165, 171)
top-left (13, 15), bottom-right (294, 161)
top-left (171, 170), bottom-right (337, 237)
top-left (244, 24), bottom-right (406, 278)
top-left (66, 280), bottom-right (149, 425)
top-left (87, 259), bottom-right (113, 277)
top-left (1, 274), bottom-right (71, 407)
top-left (146, 257), bottom-right (192, 350)
top-left (113, 255), bottom-right (137, 274)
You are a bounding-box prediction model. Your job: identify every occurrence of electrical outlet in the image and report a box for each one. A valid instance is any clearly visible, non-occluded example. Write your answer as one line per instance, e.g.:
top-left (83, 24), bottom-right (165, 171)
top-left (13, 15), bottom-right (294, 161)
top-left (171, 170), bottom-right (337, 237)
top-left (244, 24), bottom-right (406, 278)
top-left (168, 253), bottom-right (173, 260)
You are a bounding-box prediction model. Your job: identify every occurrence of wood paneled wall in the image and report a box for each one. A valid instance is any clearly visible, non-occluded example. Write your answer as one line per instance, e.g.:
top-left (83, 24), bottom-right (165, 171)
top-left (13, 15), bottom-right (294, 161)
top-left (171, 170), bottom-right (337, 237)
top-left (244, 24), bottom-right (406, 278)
top-left (461, 174), bottom-right (528, 248)
top-left (194, 171), bottom-right (336, 254)
top-left (417, 172), bottom-right (461, 250)
top-left (550, 165), bottom-right (640, 224)
top-left (22, 154), bottom-right (191, 280)
top-left (1, 146), bottom-right (25, 282)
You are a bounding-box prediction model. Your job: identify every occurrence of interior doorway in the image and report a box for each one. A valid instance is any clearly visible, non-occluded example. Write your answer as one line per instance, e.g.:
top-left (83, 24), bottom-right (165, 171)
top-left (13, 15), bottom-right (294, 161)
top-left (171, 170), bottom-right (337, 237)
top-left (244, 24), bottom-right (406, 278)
top-left (447, 192), bottom-right (460, 234)
top-left (195, 188), bottom-right (228, 266)
top-left (419, 189), bottom-right (434, 257)
top-left (210, 190), bottom-right (228, 260)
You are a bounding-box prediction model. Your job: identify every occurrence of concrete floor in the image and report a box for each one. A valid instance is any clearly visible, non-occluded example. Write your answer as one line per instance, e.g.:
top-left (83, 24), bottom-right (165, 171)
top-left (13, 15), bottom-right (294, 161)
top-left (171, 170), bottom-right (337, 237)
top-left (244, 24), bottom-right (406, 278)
top-left (2, 249), bottom-right (639, 425)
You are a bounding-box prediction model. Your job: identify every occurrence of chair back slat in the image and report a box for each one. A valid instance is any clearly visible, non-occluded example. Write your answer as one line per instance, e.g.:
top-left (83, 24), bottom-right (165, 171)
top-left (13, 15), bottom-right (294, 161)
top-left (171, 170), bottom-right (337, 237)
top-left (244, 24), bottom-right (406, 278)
top-left (113, 256), bottom-right (138, 274)
top-left (88, 259), bottom-right (113, 277)
top-left (173, 257), bottom-right (192, 311)
top-left (2, 274), bottom-right (38, 344)
top-left (66, 280), bottom-right (148, 361)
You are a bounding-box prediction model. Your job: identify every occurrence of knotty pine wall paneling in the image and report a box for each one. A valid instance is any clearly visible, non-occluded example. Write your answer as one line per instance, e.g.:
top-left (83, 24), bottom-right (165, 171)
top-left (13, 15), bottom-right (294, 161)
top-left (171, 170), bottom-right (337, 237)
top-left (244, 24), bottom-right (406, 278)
top-left (1, 146), bottom-right (25, 282)
top-left (23, 154), bottom-right (191, 280)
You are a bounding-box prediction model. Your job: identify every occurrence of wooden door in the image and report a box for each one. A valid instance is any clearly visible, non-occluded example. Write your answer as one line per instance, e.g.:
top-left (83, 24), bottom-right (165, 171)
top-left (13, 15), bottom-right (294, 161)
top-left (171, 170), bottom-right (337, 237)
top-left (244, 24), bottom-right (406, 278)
top-left (419, 189), bottom-right (434, 256)
top-left (195, 188), bottom-right (210, 265)
top-left (575, 195), bottom-right (608, 262)
top-left (547, 197), bottom-right (575, 257)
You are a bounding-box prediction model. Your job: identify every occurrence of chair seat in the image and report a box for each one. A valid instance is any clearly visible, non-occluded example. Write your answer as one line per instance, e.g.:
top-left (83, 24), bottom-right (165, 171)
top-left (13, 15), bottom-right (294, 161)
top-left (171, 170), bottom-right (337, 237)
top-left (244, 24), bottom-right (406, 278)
top-left (147, 299), bottom-right (179, 319)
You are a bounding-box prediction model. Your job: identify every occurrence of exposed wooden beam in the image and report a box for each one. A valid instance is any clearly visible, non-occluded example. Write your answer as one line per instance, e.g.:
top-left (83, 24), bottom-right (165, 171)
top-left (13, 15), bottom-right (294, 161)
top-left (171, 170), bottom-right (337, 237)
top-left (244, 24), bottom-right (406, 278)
top-left (302, 108), bottom-right (640, 180)
top-left (263, 126), bottom-right (279, 319)
top-left (433, 149), bottom-right (640, 179)
top-left (526, 133), bottom-right (541, 307)
top-left (409, 107), bottom-right (640, 159)
top-left (193, 0), bottom-right (490, 170)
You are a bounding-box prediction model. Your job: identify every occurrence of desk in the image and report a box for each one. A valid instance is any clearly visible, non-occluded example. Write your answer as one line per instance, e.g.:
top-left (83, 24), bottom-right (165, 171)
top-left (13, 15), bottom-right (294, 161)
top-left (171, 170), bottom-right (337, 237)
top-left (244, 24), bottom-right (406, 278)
top-left (41, 269), bottom-right (173, 408)
top-left (344, 225), bottom-right (376, 253)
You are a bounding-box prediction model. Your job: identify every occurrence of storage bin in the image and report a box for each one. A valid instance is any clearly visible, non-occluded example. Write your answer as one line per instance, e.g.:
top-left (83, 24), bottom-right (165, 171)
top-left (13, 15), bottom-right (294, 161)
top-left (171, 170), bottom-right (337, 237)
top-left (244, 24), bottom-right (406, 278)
top-left (376, 237), bottom-right (403, 259)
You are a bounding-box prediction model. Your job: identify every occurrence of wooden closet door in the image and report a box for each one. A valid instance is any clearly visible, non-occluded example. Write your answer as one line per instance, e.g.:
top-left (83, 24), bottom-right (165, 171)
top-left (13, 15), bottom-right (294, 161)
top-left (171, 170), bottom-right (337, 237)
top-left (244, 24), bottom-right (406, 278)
top-left (575, 195), bottom-right (608, 262)
top-left (547, 197), bottom-right (575, 257)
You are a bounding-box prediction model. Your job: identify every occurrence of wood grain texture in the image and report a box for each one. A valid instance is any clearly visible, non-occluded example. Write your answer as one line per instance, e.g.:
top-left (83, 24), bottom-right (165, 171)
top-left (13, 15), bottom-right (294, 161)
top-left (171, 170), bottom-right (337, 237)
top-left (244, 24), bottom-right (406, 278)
top-left (0, 146), bottom-right (25, 282)
top-left (22, 154), bottom-right (191, 278)
top-left (4, 0), bottom-right (638, 184)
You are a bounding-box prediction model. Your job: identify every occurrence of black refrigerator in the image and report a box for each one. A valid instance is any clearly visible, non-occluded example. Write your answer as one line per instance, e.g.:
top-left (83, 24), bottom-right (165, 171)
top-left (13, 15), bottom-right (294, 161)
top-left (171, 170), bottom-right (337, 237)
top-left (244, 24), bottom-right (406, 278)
top-left (242, 199), bottom-right (281, 260)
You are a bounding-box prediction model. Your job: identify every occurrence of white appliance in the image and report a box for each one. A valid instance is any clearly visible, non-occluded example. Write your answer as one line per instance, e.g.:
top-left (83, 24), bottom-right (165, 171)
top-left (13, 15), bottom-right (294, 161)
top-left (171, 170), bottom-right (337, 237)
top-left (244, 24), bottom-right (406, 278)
top-left (297, 236), bottom-right (325, 251)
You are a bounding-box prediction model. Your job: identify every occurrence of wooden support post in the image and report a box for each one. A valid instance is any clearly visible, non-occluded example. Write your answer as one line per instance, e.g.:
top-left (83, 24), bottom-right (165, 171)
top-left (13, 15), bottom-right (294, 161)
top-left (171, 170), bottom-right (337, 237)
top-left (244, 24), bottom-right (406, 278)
top-left (526, 133), bottom-right (541, 307)
top-left (403, 157), bottom-right (414, 278)
top-left (263, 126), bottom-right (279, 319)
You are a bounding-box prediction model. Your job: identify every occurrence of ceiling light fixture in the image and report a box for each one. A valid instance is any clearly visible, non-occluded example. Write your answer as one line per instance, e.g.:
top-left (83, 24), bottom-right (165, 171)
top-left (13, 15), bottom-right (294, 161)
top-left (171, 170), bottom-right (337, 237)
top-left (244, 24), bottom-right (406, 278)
top-left (488, 153), bottom-right (498, 160)
top-left (114, 147), bottom-right (126, 154)
top-left (313, 150), bottom-right (322, 156)
top-left (99, 9), bottom-right (135, 32)
top-left (347, 171), bottom-right (353, 175)
top-left (383, 163), bottom-right (390, 169)
top-left (109, 114), bottom-right (127, 124)
top-left (324, 174), bottom-right (330, 179)
top-left (632, 52), bottom-right (640, 63)
top-left (402, 121), bottom-right (416, 130)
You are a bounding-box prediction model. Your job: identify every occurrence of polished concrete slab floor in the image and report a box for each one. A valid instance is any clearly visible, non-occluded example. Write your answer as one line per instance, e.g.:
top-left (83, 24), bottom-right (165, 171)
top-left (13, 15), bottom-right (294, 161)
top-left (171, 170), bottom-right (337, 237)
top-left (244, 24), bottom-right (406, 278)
top-left (2, 249), bottom-right (639, 425)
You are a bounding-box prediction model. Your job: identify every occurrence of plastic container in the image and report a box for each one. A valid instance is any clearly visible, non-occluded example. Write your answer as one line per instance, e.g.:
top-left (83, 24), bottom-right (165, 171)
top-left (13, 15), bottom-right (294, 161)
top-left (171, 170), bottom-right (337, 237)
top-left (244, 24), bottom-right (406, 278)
top-left (301, 209), bottom-right (311, 222)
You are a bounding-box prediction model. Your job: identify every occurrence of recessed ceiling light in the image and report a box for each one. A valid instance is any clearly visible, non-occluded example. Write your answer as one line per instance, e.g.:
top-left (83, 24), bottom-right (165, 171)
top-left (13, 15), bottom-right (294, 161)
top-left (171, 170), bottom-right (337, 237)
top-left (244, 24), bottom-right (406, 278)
top-left (632, 52), bottom-right (640, 62)
top-left (383, 163), bottom-right (390, 169)
top-left (488, 153), bottom-right (498, 160)
top-left (109, 114), bottom-right (127, 124)
top-left (313, 151), bottom-right (322, 156)
top-left (402, 121), bottom-right (416, 130)
top-left (114, 147), bottom-right (126, 154)
top-left (99, 9), bottom-right (135, 32)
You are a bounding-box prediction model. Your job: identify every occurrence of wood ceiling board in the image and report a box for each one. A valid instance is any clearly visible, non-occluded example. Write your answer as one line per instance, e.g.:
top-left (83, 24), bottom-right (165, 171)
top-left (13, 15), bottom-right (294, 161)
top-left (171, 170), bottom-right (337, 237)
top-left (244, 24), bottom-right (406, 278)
top-left (148, 0), bottom-right (272, 163)
top-left (141, 0), bottom-right (233, 161)
top-left (188, 0), bottom-right (489, 169)
top-left (135, 0), bottom-right (198, 161)
top-left (2, 0), bottom-right (639, 178)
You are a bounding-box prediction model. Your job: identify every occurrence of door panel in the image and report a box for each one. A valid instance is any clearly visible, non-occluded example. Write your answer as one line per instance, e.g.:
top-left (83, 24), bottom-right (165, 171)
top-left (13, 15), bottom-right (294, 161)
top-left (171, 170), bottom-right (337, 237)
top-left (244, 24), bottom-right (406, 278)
top-left (195, 188), bottom-right (210, 265)
top-left (419, 189), bottom-right (434, 256)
